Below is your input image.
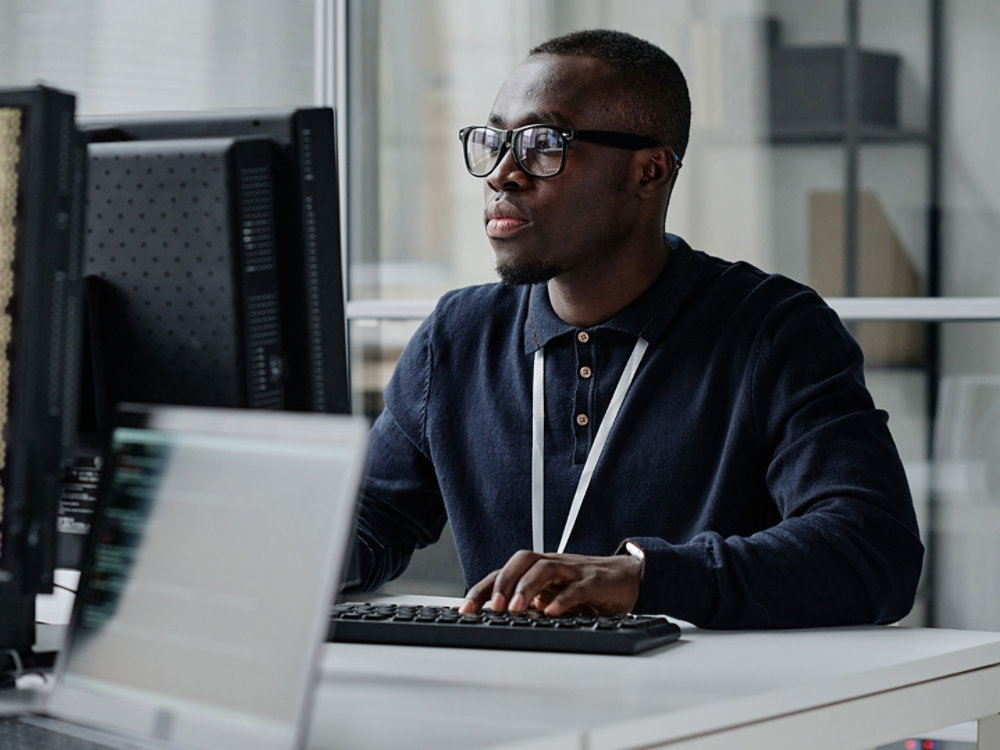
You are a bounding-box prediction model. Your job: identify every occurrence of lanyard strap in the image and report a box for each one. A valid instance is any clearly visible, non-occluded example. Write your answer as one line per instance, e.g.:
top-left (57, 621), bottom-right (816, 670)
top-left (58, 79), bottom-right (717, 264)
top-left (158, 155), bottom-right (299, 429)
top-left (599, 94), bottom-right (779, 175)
top-left (531, 336), bottom-right (649, 554)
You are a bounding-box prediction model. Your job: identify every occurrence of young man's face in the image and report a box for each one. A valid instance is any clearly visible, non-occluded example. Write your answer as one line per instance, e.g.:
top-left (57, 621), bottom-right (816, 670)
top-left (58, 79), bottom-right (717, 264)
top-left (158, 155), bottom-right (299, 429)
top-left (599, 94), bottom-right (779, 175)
top-left (482, 54), bottom-right (645, 286)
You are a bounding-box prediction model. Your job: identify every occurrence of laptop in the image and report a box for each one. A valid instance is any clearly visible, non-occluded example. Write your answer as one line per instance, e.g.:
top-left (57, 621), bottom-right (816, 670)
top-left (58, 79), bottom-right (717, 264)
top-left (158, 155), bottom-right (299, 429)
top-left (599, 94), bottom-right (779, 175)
top-left (1, 404), bottom-right (368, 750)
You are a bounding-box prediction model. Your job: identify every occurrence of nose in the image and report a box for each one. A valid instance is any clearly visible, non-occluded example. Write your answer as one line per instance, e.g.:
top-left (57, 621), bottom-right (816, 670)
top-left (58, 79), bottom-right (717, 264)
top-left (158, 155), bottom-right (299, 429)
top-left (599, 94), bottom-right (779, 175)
top-left (485, 144), bottom-right (531, 192)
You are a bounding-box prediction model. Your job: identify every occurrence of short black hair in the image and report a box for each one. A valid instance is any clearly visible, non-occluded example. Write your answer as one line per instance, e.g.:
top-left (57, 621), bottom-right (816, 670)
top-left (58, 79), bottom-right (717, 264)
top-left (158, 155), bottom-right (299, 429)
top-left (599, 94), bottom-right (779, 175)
top-left (530, 29), bottom-right (691, 160)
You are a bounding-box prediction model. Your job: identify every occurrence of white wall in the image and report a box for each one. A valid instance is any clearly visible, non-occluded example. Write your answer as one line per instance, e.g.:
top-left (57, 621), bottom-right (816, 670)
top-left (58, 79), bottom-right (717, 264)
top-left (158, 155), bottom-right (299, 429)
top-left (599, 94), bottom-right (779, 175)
top-left (0, 0), bottom-right (315, 115)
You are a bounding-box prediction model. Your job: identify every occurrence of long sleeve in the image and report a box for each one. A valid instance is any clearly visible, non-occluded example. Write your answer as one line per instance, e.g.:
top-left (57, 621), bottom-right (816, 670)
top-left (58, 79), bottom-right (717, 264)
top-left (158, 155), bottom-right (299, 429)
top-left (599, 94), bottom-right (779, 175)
top-left (629, 290), bottom-right (924, 628)
top-left (354, 317), bottom-right (449, 591)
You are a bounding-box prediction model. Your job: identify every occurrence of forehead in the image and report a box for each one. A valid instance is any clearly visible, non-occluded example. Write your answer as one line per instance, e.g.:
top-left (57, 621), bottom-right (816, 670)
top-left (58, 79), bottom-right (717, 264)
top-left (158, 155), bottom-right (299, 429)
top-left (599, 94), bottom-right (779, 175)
top-left (489, 54), bottom-right (615, 128)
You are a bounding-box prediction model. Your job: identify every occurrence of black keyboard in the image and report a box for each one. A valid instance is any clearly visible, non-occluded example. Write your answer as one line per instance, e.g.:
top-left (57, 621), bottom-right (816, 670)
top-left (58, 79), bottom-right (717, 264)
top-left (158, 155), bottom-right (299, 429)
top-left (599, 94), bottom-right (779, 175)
top-left (328, 602), bottom-right (681, 655)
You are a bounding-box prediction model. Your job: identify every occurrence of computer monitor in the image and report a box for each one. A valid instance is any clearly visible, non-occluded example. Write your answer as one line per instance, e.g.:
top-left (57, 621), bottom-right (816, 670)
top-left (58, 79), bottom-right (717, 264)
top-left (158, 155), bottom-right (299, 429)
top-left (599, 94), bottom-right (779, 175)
top-left (0, 85), bottom-right (86, 661)
top-left (55, 108), bottom-right (351, 572)
top-left (79, 107), bottom-right (349, 415)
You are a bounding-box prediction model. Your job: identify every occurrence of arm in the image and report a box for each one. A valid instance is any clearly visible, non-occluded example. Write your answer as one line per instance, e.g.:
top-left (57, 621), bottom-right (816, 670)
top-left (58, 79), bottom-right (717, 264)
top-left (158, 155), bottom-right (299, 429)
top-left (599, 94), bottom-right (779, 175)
top-left (636, 293), bottom-right (924, 627)
top-left (354, 318), bottom-right (449, 592)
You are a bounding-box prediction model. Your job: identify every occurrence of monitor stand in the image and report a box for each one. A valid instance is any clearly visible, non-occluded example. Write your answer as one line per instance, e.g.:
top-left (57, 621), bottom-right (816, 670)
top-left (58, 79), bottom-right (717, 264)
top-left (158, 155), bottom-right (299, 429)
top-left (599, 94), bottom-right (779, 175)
top-left (0, 592), bottom-right (35, 687)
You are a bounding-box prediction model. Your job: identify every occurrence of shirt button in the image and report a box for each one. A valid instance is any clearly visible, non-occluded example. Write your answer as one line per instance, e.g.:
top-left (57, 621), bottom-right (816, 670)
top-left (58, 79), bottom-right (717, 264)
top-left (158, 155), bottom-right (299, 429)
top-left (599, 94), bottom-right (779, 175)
top-left (577, 330), bottom-right (590, 343)
top-left (576, 414), bottom-right (589, 426)
top-left (579, 366), bottom-right (592, 379)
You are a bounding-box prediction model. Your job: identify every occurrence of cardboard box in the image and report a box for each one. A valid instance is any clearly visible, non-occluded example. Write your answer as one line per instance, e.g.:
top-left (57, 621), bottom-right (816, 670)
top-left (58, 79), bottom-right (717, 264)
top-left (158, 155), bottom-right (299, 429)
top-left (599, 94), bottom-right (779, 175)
top-left (809, 190), bottom-right (924, 366)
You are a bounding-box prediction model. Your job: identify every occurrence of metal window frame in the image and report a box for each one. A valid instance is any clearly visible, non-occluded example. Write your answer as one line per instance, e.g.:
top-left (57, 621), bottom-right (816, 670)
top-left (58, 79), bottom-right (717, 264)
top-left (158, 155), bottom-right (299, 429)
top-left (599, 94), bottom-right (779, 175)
top-left (346, 297), bottom-right (1000, 323)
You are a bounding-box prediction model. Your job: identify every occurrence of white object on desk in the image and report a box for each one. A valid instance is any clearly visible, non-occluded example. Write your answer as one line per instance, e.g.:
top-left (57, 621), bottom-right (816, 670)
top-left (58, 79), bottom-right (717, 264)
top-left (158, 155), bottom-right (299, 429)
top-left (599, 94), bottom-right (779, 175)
top-left (34, 569), bottom-right (80, 627)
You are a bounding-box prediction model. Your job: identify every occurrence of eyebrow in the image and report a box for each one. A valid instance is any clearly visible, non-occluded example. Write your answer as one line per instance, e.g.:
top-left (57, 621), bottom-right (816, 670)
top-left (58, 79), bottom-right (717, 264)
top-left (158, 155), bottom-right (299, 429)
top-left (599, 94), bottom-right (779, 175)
top-left (486, 111), bottom-right (573, 129)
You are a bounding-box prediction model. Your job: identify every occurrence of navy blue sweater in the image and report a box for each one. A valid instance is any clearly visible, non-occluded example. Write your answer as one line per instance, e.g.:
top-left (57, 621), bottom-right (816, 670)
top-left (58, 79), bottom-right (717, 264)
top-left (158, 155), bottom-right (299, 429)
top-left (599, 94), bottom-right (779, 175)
top-left (356, 236), bottom-right (924, 628)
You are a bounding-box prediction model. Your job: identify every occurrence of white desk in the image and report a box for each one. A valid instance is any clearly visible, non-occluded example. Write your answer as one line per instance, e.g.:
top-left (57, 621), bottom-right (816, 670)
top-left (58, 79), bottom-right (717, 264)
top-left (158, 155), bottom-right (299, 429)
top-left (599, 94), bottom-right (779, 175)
top-left (309, 599), bottom-right (1000, 750)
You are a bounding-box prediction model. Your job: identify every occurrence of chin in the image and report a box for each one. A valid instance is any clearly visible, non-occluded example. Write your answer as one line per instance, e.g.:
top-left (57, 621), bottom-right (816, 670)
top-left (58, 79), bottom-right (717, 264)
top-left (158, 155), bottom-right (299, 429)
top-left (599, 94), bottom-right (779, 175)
top-left (495, 259), bottom-right (561, 287)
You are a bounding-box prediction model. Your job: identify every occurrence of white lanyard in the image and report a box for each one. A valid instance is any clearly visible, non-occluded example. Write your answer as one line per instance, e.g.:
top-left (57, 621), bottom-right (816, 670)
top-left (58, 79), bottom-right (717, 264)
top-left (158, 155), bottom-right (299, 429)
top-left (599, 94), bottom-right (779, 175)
top-left (531, 336), bottom-right (649, 554)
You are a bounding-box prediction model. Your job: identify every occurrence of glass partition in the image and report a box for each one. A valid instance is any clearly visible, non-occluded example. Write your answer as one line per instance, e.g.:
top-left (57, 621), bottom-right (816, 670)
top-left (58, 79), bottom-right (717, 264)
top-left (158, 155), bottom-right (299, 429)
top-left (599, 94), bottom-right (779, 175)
top-left (343, 0), bottom-right (1000, 618)
top-left (4, 0), bottom-right (1000, 624)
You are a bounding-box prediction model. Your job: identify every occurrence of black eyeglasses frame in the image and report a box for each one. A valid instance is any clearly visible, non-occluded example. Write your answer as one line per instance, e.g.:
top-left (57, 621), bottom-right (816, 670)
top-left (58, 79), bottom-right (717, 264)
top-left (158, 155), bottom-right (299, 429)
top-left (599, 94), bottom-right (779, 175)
top-left (458, 123), bottom-right (679, 179)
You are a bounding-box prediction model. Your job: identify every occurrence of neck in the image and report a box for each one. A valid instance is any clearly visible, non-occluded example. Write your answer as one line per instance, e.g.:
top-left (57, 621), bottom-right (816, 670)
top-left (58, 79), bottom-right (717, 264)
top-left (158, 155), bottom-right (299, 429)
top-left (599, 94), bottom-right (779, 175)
top-left (547, 240), bottom-right (670, 328)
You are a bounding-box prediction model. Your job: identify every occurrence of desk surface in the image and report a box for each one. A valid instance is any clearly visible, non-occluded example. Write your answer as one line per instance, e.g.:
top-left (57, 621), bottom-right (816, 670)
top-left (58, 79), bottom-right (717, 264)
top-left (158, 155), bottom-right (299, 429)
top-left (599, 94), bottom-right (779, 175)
top-left (6, 601), bottom-right (1000, 750)
top-left (310, 597), bottom-right (1000, 750)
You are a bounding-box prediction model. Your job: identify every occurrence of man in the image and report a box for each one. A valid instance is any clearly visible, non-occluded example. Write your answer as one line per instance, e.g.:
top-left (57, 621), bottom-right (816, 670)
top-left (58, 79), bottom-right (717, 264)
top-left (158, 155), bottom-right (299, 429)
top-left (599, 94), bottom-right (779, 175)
top-left (354, 29), bottom-right (923, 628)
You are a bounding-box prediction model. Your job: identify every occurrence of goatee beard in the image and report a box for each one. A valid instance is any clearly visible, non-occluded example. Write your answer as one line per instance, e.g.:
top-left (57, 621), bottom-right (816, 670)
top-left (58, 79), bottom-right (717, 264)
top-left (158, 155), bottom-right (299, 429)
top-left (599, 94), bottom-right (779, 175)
top-left (495, 260), bottom-right (562, 287)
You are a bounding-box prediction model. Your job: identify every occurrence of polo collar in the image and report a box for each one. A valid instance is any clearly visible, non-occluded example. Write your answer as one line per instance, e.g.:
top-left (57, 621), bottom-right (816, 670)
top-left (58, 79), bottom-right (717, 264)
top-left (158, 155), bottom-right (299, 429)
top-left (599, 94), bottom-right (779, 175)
top-left (522, 234), bottom-right (699, 355)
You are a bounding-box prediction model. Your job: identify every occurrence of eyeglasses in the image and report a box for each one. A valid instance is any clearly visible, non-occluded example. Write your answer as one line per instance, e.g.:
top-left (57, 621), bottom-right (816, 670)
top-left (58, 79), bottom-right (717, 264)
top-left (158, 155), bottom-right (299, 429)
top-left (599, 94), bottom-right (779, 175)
top-left (458, 124), bottom-right (677, 179)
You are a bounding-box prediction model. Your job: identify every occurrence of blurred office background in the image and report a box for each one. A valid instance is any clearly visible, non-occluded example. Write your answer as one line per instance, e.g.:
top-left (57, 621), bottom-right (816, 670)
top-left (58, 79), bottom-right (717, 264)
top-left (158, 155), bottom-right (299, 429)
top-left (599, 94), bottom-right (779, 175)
top-left (2, 0), bottom-right (999, 630)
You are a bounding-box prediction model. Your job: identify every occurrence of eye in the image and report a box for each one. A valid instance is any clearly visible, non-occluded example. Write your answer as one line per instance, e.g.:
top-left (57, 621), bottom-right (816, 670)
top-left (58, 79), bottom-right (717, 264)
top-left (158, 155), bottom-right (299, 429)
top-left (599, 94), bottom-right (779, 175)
top-left (524, 128), bottom-right (560, 152)
top-left (476, 130), bottom-right (501, 153)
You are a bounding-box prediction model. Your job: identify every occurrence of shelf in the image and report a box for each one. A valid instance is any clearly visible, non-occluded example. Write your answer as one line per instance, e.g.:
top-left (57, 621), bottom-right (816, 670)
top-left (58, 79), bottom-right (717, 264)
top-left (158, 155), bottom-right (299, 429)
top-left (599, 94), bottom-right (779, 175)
top-left (770, 125), bottom-right (931, 145)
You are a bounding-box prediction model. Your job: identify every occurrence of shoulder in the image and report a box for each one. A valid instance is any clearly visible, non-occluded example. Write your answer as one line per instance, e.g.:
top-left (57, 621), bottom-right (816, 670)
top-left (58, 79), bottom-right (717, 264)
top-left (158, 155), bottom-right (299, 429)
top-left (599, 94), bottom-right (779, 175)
top-left (672, 238), bottom-right (829, 332)
top-left (421, 282), bottom-right (530, 343)
top-left (700, 250), bottom-right (818, 310)
top-left (383, 281), bottom-right (528, 435)
top-left (431, 282), bottom-right (526, 319)
top-left (390, 281), bottom-right (528, 376)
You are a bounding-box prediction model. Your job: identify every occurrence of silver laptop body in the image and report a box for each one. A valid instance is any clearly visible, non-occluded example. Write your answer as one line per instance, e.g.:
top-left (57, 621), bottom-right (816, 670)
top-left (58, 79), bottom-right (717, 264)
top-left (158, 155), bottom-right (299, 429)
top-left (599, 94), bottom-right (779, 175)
top-left (16, 405), bottom-right (366, 750)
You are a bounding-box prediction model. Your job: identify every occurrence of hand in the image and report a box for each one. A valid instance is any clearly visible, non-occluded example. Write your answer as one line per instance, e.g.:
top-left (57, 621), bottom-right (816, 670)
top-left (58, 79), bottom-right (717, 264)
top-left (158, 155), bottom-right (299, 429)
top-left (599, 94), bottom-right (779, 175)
top-left (459, 550), bottom-right (643, 617)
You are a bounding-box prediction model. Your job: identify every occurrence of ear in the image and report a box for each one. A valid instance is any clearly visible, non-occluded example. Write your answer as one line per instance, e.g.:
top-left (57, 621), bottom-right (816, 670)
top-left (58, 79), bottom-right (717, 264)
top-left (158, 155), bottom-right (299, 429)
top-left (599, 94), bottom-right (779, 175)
top-left (634, 147), bottom-right (678, 197)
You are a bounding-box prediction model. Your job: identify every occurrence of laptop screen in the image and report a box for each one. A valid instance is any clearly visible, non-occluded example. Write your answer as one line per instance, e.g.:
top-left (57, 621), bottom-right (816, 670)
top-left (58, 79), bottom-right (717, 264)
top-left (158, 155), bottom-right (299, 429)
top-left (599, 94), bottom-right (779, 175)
top-left (48, 407), bottom-right (367, 750)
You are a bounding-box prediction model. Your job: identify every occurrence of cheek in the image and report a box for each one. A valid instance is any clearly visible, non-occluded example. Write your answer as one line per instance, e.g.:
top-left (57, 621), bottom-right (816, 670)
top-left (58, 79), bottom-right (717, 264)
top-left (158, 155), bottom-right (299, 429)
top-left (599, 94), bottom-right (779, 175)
top-left (554, 182), bottom-right (632, 236)
top-left (557, 157), bottom-right (633, 213)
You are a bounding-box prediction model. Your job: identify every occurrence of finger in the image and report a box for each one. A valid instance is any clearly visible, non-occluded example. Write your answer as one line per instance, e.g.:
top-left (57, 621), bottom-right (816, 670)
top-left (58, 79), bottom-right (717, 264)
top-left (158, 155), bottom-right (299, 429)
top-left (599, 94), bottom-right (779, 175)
top-left (509, 558), bottom-right (581, 613)
top-left (529, 584), bottom-right (561, 611)
top-left (540, 560), bottom-right (640, 617)
top-left (460, 570), bottom-right (500, 613)
top-left (540, 581), bottom-right (594, 617)
top-left (489, 550), bottom-right (544, 611)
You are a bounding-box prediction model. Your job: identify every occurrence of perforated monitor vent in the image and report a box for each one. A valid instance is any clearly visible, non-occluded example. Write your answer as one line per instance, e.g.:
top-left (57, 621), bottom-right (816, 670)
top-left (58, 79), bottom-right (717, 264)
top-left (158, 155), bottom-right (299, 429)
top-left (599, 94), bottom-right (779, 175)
top-left (233, 160), bottom-right (283, 409)
top-left (85, 137), bottom-right (285, 410)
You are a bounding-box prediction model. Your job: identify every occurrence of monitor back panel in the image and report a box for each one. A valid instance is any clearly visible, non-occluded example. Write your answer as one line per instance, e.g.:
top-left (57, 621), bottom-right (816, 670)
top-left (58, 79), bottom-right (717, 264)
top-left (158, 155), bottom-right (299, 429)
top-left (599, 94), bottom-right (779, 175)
top-left (80, 108), bottom-right (349, 415)
top-left (84, 136), bottom-right (286, 415)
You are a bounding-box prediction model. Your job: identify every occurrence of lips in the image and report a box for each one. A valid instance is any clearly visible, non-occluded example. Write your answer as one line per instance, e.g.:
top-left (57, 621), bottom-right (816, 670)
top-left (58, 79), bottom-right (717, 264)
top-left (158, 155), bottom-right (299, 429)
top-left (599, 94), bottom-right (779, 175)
top-left (485, 202), bottom-right (531, 239)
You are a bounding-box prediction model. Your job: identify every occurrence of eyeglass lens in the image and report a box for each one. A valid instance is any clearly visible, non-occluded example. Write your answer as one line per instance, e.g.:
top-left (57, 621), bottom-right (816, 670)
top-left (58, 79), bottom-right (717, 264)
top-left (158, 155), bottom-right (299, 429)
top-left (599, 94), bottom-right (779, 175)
top-left (464, 126), bottom-right (566, 178)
